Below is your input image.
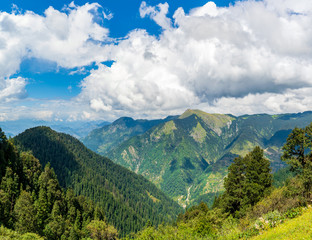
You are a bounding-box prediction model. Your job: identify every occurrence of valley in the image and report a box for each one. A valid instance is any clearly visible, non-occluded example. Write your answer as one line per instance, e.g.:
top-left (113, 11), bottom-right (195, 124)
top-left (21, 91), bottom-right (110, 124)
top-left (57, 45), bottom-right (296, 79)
top-left (1, 109), bottom-right (312, 239)
top-left (83, 109), bottom-right (312, 206)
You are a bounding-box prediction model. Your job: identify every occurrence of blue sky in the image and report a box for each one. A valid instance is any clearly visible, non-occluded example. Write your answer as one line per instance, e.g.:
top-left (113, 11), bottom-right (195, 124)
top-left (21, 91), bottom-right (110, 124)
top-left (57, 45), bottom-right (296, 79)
top-left (0, 0), bottom-right (312, 122)
top-left (1, 0), bottom-right (233, 100)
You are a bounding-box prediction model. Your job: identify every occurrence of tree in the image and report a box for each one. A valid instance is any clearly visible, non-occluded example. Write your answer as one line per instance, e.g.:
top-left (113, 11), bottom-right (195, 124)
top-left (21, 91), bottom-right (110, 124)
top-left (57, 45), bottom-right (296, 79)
top-left (14, 191), bottom-right (36, 233)
top-left (86, 220), bottom-right (118, 240)
top-left (243, 146), bottom-right (272, 207)
top-left (221, 147), bottom-right (272, 217)
top-left (282, 123), bottom-right (312, 196)
top-left (282, 127), bottom-right (310, 174)
top-left (222, 156), bottom-right (246, 216)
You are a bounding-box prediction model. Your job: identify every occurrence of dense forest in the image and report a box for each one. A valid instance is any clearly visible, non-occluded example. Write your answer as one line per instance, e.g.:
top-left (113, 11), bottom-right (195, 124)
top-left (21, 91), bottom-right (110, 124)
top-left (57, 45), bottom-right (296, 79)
top-left (102, 110), bottom-right (312, 206)
top-left (0, 128), bottom-right (118, 239)
top-left (127, 123), bottom-right (312, 239)
top-left (2, 121), bottom-right (312, 239)
top-left (13, 127), bottom-right (181, 236)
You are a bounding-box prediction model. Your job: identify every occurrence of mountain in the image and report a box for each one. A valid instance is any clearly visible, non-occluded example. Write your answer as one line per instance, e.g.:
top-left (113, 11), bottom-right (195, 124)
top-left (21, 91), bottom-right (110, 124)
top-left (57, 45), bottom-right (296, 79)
top-left (14, 127), bottom-right (181, 235)
top-left (0, 128), bottom-right (116, 239)
top-left (82, 115), bottom-right (178, 155)
top-left (0, 119), bottom-right (109, 138)
top-left (104, 109), bottom-right (312, 207)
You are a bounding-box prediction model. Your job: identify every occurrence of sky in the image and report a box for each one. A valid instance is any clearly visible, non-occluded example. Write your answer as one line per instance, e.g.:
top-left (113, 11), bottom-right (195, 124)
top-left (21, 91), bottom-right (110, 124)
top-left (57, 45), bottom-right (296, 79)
top-left (0, 0), bottom-right (312, 122)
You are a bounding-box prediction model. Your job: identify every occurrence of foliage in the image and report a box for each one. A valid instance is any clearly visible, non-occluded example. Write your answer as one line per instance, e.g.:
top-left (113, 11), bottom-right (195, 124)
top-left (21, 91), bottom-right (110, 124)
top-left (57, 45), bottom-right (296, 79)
top-left (220, 147), bottom-right (272, 217)
top-left (103, 110), bottom-right (312, 206)
top-left (86, 220), bottom-right (118, 240)
top-left (0, 128), bottom-right (115, 239)
top-left (272, 166), bottom-right (295, 188)
top-left (282, 123), bottom-right (312, 196)
top-left (251, 206), bottom-right (312, 240)
top-left (14, 126), bottom-right (181, 236)
top-left (0, 226), bottom-right (44, 240)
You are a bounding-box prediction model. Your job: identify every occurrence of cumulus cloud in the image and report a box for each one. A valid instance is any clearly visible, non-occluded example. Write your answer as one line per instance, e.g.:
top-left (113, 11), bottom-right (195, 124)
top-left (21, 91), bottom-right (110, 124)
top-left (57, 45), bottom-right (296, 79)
top-left (0, 77), bottom-right (27, 102)
top-left (0, 2), bottom-right (111, 104)
top-left (139, 1), bottom-right (172, 30)
top-left (1, 0), bottom-right (312, 121)
top-left (78, 0), bottom-right (312, 118)
top-left (197, 88), bottom-right (312, 116)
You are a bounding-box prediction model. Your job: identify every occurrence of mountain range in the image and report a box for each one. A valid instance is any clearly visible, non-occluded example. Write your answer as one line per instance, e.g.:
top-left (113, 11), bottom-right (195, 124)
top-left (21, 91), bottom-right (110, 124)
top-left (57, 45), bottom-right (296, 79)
top-left (83, 109), bottom-right (312, 207)
top-left (14, 127), bottom-right (181, 235)
top-left (0, 119), bottom-right (109, 138)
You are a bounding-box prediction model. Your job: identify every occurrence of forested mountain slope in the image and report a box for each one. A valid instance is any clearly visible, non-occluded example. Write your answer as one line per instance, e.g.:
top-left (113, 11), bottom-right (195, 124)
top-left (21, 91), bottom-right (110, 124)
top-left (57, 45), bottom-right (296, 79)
top-left (106, 110), bottom-right (312, 206)
top-left (0, 128), bottom-right (116, 239)
top-left (14, 127), bottom-right (181, 235)
top-left (82, 116), bottom-right (177, 155)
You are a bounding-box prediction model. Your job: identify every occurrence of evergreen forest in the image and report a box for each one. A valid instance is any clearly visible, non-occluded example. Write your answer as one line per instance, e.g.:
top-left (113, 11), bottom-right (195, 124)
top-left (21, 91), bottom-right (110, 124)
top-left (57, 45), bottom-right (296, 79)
top-left (0, 128), bottom-right (117, 239)
top-left (13, 127), bottom-right (181, 236)
top-left (2, 121), bottom-right (312, 239)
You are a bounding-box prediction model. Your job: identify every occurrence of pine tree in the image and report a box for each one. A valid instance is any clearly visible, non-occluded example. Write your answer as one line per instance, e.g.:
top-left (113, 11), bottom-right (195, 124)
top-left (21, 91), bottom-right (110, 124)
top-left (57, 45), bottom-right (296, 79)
top-left (222, 156), bottom-right (246, 216)
top-left (243, 146), bottom-right (272, 209)
top-left (282, 123), bottom-right (312, 196)
top-left (221, 147), bottom-right (272, 217)
top-left (14, 191), bottom-right (36, 233)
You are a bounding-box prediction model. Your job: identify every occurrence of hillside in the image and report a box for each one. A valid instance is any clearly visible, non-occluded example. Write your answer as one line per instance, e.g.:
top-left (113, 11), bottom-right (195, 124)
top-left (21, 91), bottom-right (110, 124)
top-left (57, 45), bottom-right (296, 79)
top-left (82, 116), bottom-right (177, 155)
top-left (105, 110), bottom-right (312, 206)
top-left (0, 128), bottom-right (116, 239)
top-left (251, 207), bottom-right (312, 240)
top-left (14, 127), bottom-right (181, 235)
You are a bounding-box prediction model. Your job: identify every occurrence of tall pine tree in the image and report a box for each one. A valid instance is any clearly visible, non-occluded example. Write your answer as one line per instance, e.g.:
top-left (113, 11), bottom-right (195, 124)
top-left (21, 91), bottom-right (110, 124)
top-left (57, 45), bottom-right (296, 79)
top-left (221, 146), bottom-right (272, 217)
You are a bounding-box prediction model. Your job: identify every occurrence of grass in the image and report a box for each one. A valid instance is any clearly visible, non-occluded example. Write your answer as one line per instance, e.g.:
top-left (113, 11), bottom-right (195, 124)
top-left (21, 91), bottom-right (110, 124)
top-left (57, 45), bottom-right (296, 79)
top-left (251, 206), bottom-right (312, 240)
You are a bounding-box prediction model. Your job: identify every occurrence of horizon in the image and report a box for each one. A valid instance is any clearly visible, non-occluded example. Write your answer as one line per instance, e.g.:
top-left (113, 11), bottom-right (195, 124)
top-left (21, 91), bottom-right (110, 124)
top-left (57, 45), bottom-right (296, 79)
top-left (2, 108), bottom-right (312, 123)
top-left (0, 0), bottom-right (312, 122)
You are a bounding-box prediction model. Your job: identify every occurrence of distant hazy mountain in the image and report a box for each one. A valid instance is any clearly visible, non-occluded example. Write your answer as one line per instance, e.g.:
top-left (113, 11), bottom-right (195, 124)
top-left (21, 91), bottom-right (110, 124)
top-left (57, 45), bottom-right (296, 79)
top-left (82, 115), bottom-right (178, 155)
top-left (14, 127), bottom-right (181, 234)
top-left (88, 109), bottom-right (312, 207)
top-left (0, 119), bottom-right (109, 138)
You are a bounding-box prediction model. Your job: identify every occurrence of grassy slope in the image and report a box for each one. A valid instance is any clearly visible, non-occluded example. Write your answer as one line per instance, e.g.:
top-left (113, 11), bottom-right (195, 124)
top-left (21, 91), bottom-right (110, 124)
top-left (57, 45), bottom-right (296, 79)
top-left (105, 110), bottom-right (312, 206)
top-left (252, 207), bottom-right (312, 240)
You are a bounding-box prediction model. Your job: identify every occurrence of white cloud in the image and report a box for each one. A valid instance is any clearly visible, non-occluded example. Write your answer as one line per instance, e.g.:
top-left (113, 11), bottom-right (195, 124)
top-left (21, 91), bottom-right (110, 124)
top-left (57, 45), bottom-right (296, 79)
top-left (0, 77), bottom-right (27, 102)
top-left (77, 0), bottom-right (312, 119)
top-left (1, 0), bottom-right (312, 121)
top-left (139, 1), bottom-right (172, 30)
top-left (0, 3), bottom-right (111, 72)
top-left (0, 2), bottom-right (111, 103)
top-left (197, 87), bottom-right (312, 116)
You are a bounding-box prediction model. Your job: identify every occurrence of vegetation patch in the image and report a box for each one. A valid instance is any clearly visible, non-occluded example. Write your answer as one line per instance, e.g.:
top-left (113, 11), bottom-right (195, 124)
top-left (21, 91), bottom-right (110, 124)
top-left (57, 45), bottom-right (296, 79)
top-left (146, 191), bottom-right (160, 203)
top-left (190, 122), bottom-right (207, 143)
top-left (251, 207), bottom-right (312, 240)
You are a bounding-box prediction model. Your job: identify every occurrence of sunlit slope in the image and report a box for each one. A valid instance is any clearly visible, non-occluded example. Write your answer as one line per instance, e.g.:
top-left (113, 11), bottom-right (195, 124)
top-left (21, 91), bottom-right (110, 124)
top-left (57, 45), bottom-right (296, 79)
top-left (252, 207), bottom-right (312, 240)
top-left (104, 110), bottom-right (312, 206)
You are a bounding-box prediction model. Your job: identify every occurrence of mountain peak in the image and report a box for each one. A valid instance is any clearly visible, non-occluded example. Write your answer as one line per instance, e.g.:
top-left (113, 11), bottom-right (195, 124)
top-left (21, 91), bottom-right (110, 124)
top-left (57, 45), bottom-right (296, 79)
top-left (179, 109), bottom-right (207, 119)
top-left (179, 109), bottom-right (236, 136)
top-left (112, 117), bottom-right (135, 126)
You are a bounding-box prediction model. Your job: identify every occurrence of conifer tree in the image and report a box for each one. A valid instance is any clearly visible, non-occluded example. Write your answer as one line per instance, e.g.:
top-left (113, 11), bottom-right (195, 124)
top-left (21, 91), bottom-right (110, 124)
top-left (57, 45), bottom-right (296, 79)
top-left (282, 123), bottom-right (312, 196)
top-left (243, 146), bottom-right (272, 207)
top-left (222, 156), bottom-right (245, 216)
top-left (221, 147), bottom-right (272, 217)
top-left (14, 191), bottom-right (36, 233)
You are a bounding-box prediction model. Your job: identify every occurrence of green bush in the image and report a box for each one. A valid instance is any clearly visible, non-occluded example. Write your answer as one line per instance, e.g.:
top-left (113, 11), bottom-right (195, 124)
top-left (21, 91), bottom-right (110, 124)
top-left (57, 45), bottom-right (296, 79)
top-left (284, 207), bottom-right (303, 219)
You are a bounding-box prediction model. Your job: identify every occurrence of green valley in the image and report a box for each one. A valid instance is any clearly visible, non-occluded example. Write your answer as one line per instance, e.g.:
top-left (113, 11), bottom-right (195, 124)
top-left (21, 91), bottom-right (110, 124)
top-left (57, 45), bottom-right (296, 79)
top-left (84, 109), bottom-right (312, 206)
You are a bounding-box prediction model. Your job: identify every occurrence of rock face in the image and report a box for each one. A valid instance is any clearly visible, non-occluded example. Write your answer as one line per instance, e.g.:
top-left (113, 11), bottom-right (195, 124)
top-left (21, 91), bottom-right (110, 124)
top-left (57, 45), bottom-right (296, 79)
top-left (87, 109), bottom-right (312, 206)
